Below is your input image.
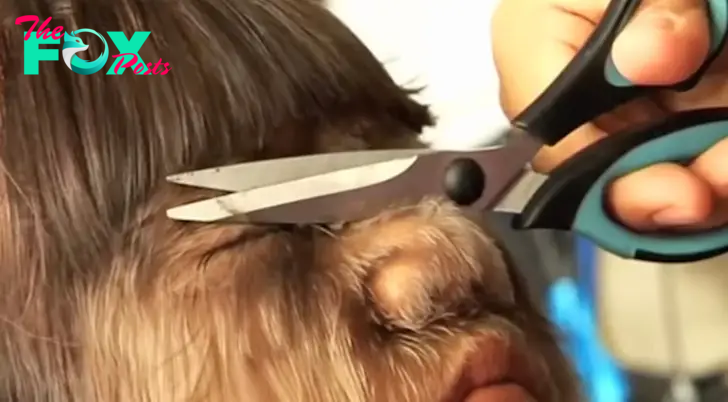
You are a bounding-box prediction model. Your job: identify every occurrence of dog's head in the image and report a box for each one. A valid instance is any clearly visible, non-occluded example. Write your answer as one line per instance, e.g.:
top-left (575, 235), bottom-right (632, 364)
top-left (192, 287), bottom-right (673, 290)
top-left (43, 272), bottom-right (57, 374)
top-left (0, 0), bottom-right (579, 400)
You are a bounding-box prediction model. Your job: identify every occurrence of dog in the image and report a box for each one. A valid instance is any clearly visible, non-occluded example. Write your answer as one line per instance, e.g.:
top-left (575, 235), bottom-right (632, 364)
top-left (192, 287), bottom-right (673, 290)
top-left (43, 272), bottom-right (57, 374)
top-left (0, 0), bottom-right (579, 400)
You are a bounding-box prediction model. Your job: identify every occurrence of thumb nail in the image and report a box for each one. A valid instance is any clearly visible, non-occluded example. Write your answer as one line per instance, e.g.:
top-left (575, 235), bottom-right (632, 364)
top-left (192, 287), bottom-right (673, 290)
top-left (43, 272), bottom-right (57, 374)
top-left (652, 207), bottom-right (699, 226)
top-left (612, 9), bottom-right (703, 85)
top-left (632, 11), bottom-right (679, 33)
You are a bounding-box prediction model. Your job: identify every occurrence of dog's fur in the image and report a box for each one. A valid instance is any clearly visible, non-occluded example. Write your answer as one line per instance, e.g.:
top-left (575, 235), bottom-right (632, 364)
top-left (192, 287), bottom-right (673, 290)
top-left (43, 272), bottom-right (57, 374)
top-left (0, 0), bottom-right (579, 400)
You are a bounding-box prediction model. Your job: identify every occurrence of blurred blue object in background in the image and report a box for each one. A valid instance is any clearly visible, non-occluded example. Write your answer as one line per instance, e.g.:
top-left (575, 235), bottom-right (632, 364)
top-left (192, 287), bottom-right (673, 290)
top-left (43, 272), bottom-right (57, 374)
top-left (547, 236), bottom-right (630, 402)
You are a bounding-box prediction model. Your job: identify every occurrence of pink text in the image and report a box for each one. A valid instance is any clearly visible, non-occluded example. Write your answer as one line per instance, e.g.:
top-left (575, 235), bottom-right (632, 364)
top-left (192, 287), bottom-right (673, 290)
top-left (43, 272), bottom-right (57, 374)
top-left (15, 15), bottom-right (64, 41)
top-left (111, 53), bottom-right (171, 75)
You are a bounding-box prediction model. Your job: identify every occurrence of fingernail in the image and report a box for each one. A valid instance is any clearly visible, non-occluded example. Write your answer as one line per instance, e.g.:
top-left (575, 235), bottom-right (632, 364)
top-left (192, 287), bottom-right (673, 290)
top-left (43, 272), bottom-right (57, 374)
top-left (640, 11), bottom-right (678, 32)
top-left (652, 208), bottom-right (698, 226)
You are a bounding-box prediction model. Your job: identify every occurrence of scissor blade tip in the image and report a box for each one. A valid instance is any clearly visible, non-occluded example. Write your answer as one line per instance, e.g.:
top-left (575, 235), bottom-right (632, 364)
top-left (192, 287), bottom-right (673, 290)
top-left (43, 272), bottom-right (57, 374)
top-left (165, 174), bottom-right (205, 188)
top-left (165, 174), bottom-right (185, 182)
top-left (166, 207), bottom-right (211, 222)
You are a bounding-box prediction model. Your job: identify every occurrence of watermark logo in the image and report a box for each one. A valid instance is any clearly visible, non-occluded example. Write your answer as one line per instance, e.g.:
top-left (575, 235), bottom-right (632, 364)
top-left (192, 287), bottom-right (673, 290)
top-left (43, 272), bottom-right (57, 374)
top-left (16, 15), bottom-right (171, 75)
top-left (62, 30), bottom-right (108, 75)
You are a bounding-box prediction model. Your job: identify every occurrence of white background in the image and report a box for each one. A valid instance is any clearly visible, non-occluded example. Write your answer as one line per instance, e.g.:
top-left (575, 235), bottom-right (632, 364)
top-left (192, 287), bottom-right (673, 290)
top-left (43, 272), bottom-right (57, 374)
top-left (328, 0), bottom-right (508, 149)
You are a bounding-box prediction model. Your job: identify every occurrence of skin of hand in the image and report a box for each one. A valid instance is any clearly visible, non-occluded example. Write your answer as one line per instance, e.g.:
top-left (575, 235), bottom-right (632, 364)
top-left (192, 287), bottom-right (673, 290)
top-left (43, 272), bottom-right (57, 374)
top-left (492, 0), bottom-right (728, 231)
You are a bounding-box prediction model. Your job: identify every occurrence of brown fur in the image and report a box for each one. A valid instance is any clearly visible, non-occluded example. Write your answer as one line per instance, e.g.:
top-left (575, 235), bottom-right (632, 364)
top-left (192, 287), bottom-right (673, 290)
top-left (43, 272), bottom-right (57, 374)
top-left (0, 0), bottom-right (579, 400)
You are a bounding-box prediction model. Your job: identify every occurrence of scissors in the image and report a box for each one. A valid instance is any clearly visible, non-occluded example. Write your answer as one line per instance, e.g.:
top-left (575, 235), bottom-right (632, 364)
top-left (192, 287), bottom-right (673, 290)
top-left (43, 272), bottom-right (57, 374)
top-left (166, 0), bottom-right (728, 263)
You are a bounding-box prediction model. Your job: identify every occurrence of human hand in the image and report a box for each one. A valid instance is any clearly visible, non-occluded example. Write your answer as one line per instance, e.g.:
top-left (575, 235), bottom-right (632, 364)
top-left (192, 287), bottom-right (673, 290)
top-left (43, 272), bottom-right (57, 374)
top-left (492, 0), bottom-right (728, 231)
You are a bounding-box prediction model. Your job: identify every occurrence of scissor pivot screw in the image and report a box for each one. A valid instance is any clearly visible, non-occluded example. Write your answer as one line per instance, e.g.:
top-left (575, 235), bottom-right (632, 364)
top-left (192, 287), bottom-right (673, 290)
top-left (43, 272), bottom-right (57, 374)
top-left (443, 158), bottom-right (485, 206)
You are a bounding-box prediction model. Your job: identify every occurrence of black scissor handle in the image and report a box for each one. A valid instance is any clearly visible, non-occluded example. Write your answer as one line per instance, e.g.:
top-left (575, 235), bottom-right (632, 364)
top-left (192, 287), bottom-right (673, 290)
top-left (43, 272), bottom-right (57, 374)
top-left (512, 0), bottom-right (728, 145)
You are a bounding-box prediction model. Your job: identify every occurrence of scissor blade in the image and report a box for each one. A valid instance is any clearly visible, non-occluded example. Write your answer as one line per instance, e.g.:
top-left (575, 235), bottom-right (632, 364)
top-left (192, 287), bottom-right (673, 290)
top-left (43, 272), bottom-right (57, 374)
top-left (166, 156), bottom-right (420, 222)
top-left (166, 149), bottom-right (434, 192)
top-left (491, 170), bottom-right (548, 214)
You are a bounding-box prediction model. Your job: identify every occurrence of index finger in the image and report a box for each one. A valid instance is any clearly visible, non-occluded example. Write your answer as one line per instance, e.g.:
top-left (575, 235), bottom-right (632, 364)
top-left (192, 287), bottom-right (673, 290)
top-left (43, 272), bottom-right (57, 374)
top-left (491, 0), bottom-right (611, 170)
top-left (491, 0), bottom-right (607, 120)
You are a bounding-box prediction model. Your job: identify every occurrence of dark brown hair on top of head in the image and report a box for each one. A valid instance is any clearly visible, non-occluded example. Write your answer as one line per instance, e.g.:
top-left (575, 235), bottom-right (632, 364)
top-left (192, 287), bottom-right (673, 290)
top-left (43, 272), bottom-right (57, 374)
top-left (0, 0), bottom-right (432, 236)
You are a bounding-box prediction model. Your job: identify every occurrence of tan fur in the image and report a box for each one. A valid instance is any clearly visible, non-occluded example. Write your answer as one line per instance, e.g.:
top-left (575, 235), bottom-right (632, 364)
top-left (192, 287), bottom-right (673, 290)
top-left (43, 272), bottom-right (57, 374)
top-left (54, 190), bottom-right (576, 402)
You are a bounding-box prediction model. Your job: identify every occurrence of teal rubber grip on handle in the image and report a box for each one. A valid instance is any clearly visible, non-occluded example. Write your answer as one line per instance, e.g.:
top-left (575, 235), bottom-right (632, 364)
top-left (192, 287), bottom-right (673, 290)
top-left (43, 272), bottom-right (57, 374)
top-left (515, 108), bottom-right (728, 263)
top-left (605, 0), bottom-right (728, 87)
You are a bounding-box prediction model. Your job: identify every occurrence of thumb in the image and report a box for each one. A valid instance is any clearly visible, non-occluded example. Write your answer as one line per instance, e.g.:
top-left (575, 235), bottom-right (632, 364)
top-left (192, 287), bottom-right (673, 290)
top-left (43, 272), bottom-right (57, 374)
top-left (611, 0), bottom-right (711, 85)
